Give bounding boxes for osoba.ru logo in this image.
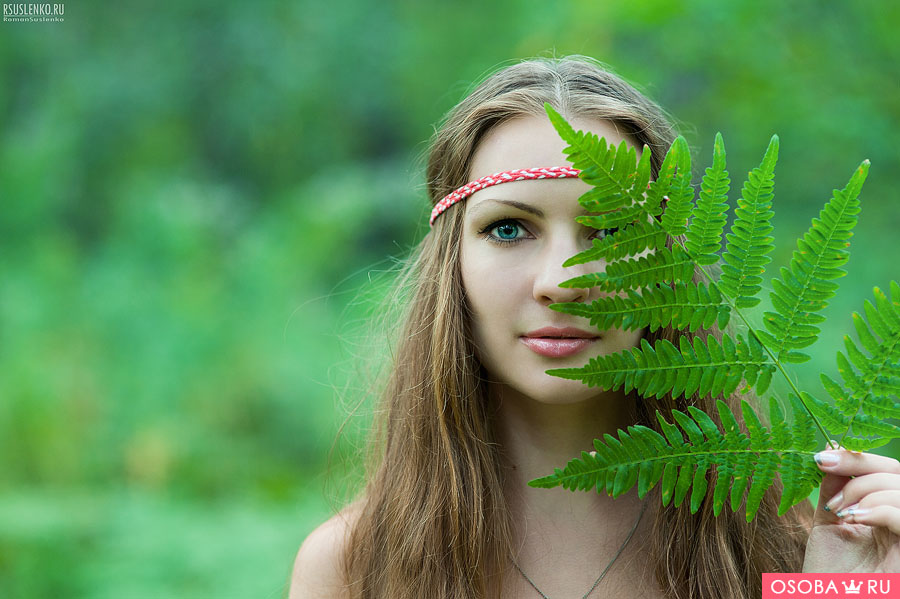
[763,574,899,598]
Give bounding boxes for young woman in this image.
[290,56,900,599]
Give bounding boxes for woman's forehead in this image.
[467,114,636,181]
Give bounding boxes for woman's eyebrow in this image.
[470,199,545,218]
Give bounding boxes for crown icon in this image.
[843,579,863,594]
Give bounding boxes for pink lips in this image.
[520,327,599,358]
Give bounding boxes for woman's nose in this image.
[532,235,593,306]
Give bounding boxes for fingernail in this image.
[824,491,843,512]
[836,504,868,519]
[835,503,856,518]
[814,451,840,467]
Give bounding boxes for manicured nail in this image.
[835,503,856,518]
[836,505,868,519]
[814,451,840,467]
[824,491,843,512]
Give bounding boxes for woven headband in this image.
[429,166,582,226]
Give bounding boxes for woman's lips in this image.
[519,337,597,358]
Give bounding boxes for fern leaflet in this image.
[717,135,778,308]
[757,161,868,363]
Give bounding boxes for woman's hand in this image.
[802,444,900,572]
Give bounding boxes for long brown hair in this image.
[340,55,812,599]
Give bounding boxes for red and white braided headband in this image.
[429,166,582,226]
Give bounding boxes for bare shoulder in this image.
[288,502,363,599]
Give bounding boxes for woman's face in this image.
[459,114,644,405]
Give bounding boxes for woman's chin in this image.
[506,375,614,406]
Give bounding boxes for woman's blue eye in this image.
[593,227,618,240]
[478,219,526,245]
[493,221,520,240]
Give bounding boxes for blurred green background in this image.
[1,0,897,596]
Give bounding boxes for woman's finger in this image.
[814,448,900,477]
[824,473,900,514]
[834,489,900,516]
[833,502,900,536]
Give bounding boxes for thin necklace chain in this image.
[511,500,648,599]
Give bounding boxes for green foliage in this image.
[757,162,868,363]
[549,333,774,400]
[554,281,730,333]
[529,397,821,521]
[684,132,730,266]
[532,104,900,522]
[718,135,778,308]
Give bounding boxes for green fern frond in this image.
[563,219,667,265]
[560,246,695,291]
[717,135,778,308]
[574,204,653,232]
[550,282,731,333]
[646,137,681,211]
[547,334,774,400]
[528,399,822,522]
[545,103,651,214]
[685,132,730,265]
[757,161,869,363]
[777,395,823,515]
[660,137,694,236]
[535,105,897,523]
[804,390,900,451]
[808,283,900,449]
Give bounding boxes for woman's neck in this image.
[491,382,645,527]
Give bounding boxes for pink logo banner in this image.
[763,574,900,598]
